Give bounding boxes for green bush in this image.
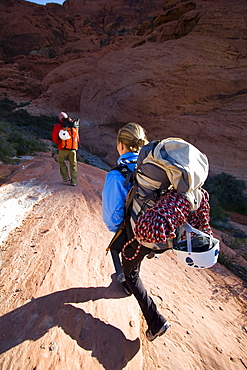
[6,109,54,140]
[8,131,37,156]
[0,97,19,119]
[0,136,17,159]
[218,251,238,270]
[0,97,55,164]
[207,193,228,223]
[204,172,247,222]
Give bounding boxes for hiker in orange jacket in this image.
[52,112,79,186]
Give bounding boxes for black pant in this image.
[122,245,167,334]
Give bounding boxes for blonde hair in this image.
[117,122,148,152]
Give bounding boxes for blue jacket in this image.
[102,152,139,232]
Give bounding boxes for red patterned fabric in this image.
[134,188,212,244]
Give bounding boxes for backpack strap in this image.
[111,160,136,186]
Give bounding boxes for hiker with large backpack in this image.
[108,138,219,341]
[52,112,80,186]
[102,122,148,294]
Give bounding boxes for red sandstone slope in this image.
[0,155,246,370]
[0,0,246,185]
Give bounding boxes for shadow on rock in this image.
[0,281,140,370]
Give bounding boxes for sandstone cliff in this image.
[0,0,246,183]
[0,155,246,369]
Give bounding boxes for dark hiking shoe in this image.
[122,281,132,296]
[146,321,171,341]
[63,178,71,182]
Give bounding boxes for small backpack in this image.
[59,118,80,150]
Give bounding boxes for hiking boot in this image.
[122,281,132,296]
[63,178,71,182]
[146,321,171,342]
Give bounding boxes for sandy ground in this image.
[0,153,246,370]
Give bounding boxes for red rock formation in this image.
[0,0,246,184]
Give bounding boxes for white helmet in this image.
[173,222,220,269]
[59,130,71,140]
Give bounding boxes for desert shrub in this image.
[8,131,38,155]
[0,97,55,163]
[0,136,17,160]
[204,172,247,219]
[0,97,19,119]
[206,193,228,223]
[218,251,238,270]
[6,109,54,140]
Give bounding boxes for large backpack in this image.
[124,137,209,252]
[107,137,220,269]
[59,118,80,150]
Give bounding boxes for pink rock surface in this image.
[0,154,246,369]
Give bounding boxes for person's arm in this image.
[102,171,129,232]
